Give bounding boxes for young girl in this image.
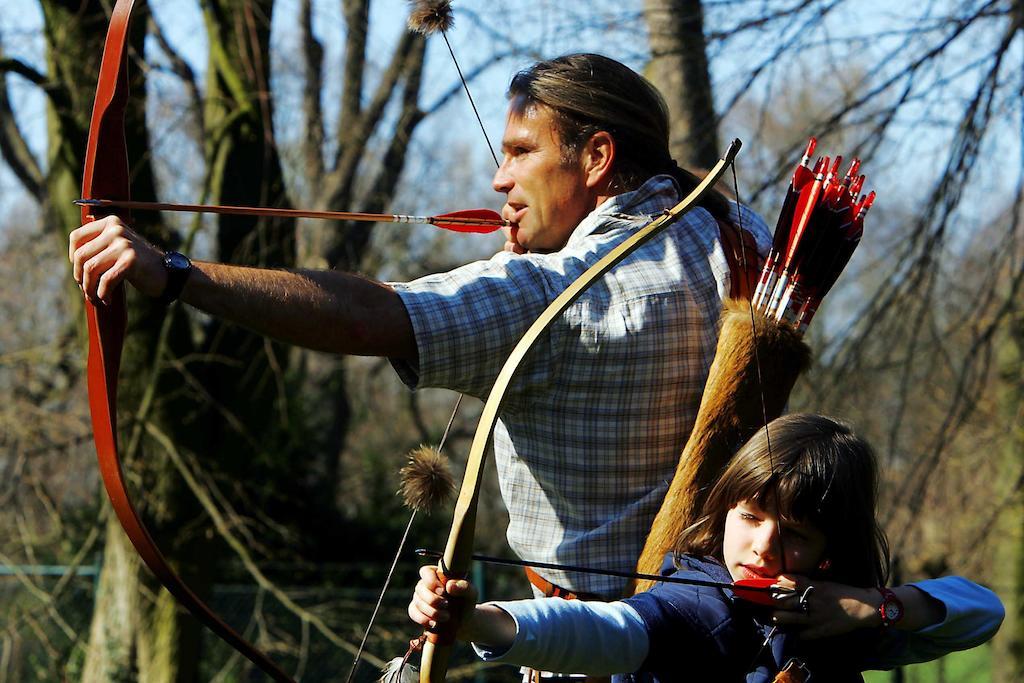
[409,414,1003,681]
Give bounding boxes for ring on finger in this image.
[797,585,815,613]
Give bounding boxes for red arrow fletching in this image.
[732,577,778,606]
[432,208,506,233]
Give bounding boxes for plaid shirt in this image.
[391,176,770,596]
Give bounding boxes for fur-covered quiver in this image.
[630,299,811,594]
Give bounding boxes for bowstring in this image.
[730,163,786,571]
[403,25,504,680]
[359,17,500,680]
[345,395,464,683]
[732,162,787,672]
[441,32,500,168]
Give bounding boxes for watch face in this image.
[165,252,191,270]
[884,602,901,620]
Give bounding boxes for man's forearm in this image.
[182,261,417,360]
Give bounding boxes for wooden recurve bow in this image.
[80,2,295,680]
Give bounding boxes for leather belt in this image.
[525,567,602,601]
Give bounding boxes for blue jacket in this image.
[623,555,873,682]
[479,554,1003,681]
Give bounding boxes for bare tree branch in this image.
[422,51,515,116]
[147,13,204,133]
[144,422,389,669]
[0,57,46,86]
[327,35,427,267]
[363,40,427,216]
[323,29,421,208]
[339,0,369,136]
[299,0,325,184]
[0,48,45,201]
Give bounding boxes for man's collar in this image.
[567,174,681,247]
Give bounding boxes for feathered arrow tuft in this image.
[345,446,454,683]
[400,445,455,513]
[379,656,419,683]
[407,0,455,35]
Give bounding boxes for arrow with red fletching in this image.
[756,138,876,333]
[753,137,818,309]
[413,549,792,608]
[74,199,508,234]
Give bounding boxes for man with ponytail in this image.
[70,53,770,599]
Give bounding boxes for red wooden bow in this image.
[80,2,294,680]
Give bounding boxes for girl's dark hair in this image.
[506,53,733,224]
[677,414,891,587]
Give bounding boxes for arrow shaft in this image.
[415,549,780,595]
[76,198,507,228]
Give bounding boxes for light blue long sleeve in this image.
[472,599,649,675]
[471,576,1004,675]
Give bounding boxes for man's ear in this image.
[581,131,615,190]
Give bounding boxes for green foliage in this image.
[863,644,994,683]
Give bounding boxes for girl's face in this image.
[722,498,827,582]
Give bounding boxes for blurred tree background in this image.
[0,0,1020,681]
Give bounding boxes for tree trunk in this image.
[198,0,302,496]
[36,2,199,681]
[41,0,159,237]
[643,0,719,169]
[993,309,1024,682]
[82,516,143,683]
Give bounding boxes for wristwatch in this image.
[158,251,192,305]
[877,587,904,627]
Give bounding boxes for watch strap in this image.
[158,251,192,306]
[877,587,904,627]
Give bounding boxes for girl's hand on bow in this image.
[769,575,880,640]
[408,565,517,648]
[408,564,478,636]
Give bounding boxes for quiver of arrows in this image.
[630,299,811,593]
[630,139,873,596]
[753,138,874,332]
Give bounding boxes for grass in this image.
[863,644,992,683]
